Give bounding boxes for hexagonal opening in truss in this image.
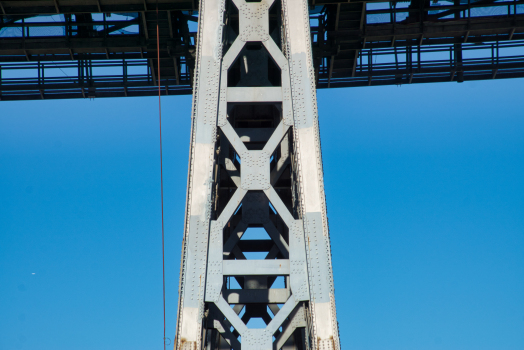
[227,42,281,87]
[210,297,306,348]
[222,191,289,257]
[227,103,281,149]
[221,192,290,256]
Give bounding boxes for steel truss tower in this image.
[176,0,339,348]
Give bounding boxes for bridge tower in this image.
[175,0,340,348]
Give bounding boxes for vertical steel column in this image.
[175,0,340,348]
[282,0,340,347]
[176,0,226,348]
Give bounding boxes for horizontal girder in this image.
[1,0,524,101]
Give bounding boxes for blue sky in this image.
[1,78,523,350]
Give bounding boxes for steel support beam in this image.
[175,0,340,348]
[2,2,524,99]
[175,0,224,347]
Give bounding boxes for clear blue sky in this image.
[1,78,523,350]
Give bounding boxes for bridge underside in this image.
[1,0,523,100]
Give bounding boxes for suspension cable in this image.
[155,1,166,349]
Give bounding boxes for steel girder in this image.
[2,1,524,100]
[175,0,339,349]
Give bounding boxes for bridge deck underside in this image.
[1,0,523,100]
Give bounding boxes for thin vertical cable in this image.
[156,1,166,350]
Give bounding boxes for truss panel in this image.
[175,0,340,348]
